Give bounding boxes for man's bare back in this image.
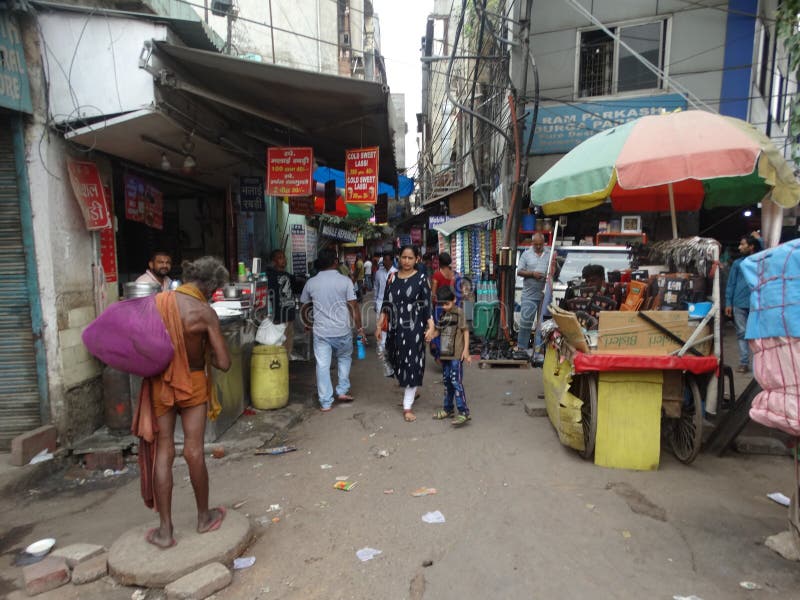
[175,293,231,372]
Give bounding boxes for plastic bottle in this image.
[356,336,366,360]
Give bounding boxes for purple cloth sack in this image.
[81,295,174,377]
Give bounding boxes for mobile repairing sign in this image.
[266,147,314,196]
[345,147,379,204]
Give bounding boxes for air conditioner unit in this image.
[211,0,233,16]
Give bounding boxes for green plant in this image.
[777,1,800,165]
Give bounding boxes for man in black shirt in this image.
[265,249,300,357]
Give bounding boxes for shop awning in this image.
[313,166,414,199]
[433,206,501,236]
[148,41,398,185]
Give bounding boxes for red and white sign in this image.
[124,174,163,230]
[345,146,379,204]
[99,185,118,283]
[266,147,314,196]
[66,159,111,230]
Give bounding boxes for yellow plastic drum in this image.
[250,345,289,410]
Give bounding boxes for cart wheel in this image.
[667,373,703,464]
[576,373,598,460]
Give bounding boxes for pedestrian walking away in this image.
[375,245,435,422]
[373,252,397,378]
[725,235,758,372]
[300,248,365,410]
[132,256,232,549]
[427,285,471,426]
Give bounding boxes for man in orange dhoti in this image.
[133,256,231,549]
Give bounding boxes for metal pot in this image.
[124,282,160,298]
[223,284,241,299]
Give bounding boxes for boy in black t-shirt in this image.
[426,286,471,426]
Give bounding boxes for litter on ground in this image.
[411,487,437,497]
[233,556,256,570]
[356,547,382,562]
[422,510,446,524]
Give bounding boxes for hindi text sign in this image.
[66,159,111,230]
[267,147,314,196]
[345,147,379,204]
[240,176,265,211]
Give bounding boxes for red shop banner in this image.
[266,147,314,196]
[99,185,118,283]
[124,174,163,230]
[345,146,379,204]
[66,159,111,230]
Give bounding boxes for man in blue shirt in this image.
[725,235,758,373]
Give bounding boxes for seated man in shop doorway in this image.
[136,250,173,291]
[133,256,231,549]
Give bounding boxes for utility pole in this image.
[499,0,534,341]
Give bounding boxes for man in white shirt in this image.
[514,234,550,361]
[300,249,365,411]
[372,252,397,377]
[363,256,373,291]
[135,250,173,291]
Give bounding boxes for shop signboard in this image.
[288,196,314,216]
[428,215,452,229]
[99,185,118,283]
[0,13,32,113]
[266,147,314,196]
[290,224,307,275]
[321,223,358,243]
[124,174,163,230]
[239,176,265,212]
[66,159,111,230]
[523,93,687,155]
[345,146,379,204]
[305,226,318,262]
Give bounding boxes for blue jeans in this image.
[517,293,543,351]
[313,333,353,409]
[733,306,750,366]
[441,359,469,415]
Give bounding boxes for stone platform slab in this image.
[108,508,251,587]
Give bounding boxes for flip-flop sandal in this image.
[201,506,227,533]
[451,414,471,427]
[403,410,417,422]
[145,528,176,549]
[336,394,355,402]
[433,410,454,420]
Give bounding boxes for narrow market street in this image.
[1,302,799,599]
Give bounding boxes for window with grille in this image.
[577,19,667,98]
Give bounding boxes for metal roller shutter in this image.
[0,118,41,448]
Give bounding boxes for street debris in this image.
[673,596,703,600]
[335,475,350,481]
[233,556,256,570]
[233,500,247,509]
[334,481,357,491]
[131,590,146,600]
[255,445,297,455]
[739,581,762,590]
[622,530,632,539]
[421,511,446,524]
[356,547,382,562]
[102,467,128,477]
[767,492,791,507]
[252,463,263,469]
[29,449,54,465]
[267,504,281,512]
[255,516,270,526]
[422,560,433,567]
[383,489,394,494]
[243,407,257,416]
[411,487,437,497]
[320,464,333,469]
[376,449,389,458]
[272,517,280,523]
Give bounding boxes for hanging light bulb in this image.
[160,152,171,171]
[182,154,197,173]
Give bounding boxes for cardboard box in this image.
[596,310,711,356]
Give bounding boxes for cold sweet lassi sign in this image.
[345,147,379,204]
